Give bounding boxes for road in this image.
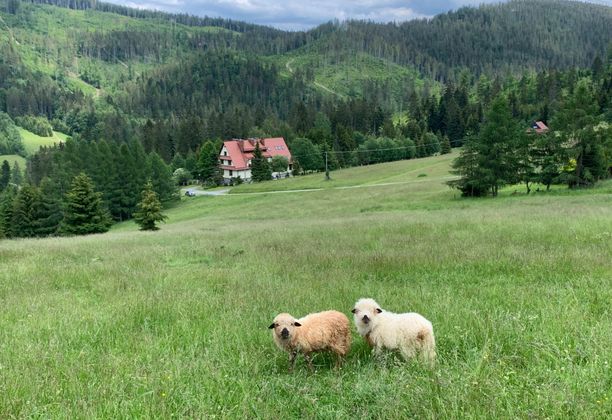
[182,176,458,197]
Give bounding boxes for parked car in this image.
[185,189,196,197]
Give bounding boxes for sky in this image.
[106,0,612,30]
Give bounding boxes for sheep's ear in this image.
[376,308,383,313]
[351,308,357,314]
[268,323,276,329]
[293,321,302,327]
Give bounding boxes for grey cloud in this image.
[104,0,611,30]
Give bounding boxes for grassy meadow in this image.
[1,154,611,418]
[0,154,26,170]
[18,128,69,155]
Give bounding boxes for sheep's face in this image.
[269,313,301,342]
[352,298,383,333]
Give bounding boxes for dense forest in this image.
[0,0,611,238]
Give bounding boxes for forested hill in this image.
[9,0,612,78]
[319,0,612,79]
[0,0,610,148]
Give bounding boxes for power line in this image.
[288,140,449,161]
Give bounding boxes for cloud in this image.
[103,0,611,30]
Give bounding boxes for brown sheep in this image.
[269,310,351,371]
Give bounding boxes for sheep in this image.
[352,298,436,365]
[269,310,352,371]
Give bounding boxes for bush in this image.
[0,112,24,156]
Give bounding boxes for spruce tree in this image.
[552,79,606,187]
[0,186,17,238]
[62,173,112,235]
[133,181,167,231]
[250,142,271,182]
[147,152,178,202]
[440,135,452,154]
[36,177,64,236]
[0,160,10,191]
[10,162,22,186]
[197,141,222,185]
[11,184,40,238]
[449,96,520,196]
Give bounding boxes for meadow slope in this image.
[1,155,611,418]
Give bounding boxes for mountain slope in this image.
[0,0,610,147]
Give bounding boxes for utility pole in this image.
[325,150,330,180]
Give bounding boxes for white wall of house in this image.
[223,169,251,180]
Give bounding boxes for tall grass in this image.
[1,155,610,418]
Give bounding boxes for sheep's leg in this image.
[334,354,344,370]
[304,353,314,372]
[288,350,298,372]
[373,345,385,364]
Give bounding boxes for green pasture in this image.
[18,128,69,155]
[0,154,26,170]
[0,153,610,418]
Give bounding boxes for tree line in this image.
[450,75,611,196]
[0,137,178,239]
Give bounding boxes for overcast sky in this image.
[105,0,612,30]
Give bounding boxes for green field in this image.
[18,128,69,156]
[1,154,611,418]
[0,154,26,169]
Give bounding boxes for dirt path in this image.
[285,58,343,98]
[188,176,458,197]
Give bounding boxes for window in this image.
[275,145,284,150]
[229,170,233,176]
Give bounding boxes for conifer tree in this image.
[133,181,167,231]
[0,186,17,238]
[62,173,112,235]
[36,177,64,236]
[250,142,271,182]
[11,184,40,238]
[0,160,10,191]
[147,152,178,202]
[171,153,186,172]
[440,135,452,154]
[197,141,222,185]
[552,79,606,187]
[10,162,22,186]
[449,96,519,196]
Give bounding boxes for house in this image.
[219,137,292,182]
[530,121,549,134]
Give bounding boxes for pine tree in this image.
[552,78,606,187]
[0,160,10,191]
[0,186,17,238]
[440,135,452,154]
[449,96,519,196]
[10,162,23,186]
[250,142,271,182]
[170,153,186,172]
[62,173,112,235]
[36,177,64,236]
[133,181,167,231]
[197,141,222,185]
[11,184,40,238]
[147,152,178,202]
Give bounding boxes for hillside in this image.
[1,0,610,122]
[1,153,611,417]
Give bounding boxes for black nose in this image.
[281,328,289,338]
[362,315,370,324]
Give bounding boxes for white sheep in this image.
[352,298,435,364]
[269,310,352,371]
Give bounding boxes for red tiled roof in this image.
[219,138,291,171]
